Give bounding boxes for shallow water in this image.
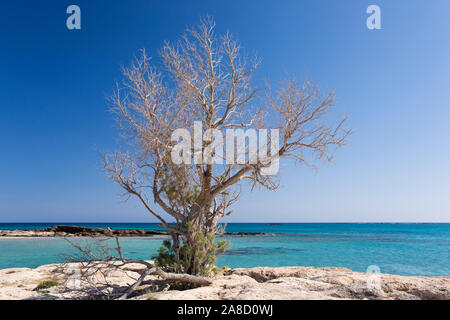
[0,223,448,276]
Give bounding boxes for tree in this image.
[103,17,349,275]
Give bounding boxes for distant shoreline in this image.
[0,225,274,238]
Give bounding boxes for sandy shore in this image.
[0,262,448,300]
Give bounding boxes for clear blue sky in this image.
[1,0,450,223]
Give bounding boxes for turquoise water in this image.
[0,223,448,276]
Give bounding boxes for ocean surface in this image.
[0,223,448,276]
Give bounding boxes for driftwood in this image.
[117,265,212,300]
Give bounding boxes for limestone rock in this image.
[0,263,448,300]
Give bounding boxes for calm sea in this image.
[0,223,448,276]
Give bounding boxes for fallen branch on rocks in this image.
[117,264,212,300]
[60,234,212,300]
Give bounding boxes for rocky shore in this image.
[0,263,448,300]
[0,225,271,237]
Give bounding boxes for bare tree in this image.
[104,17,349,275]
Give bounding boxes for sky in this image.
[1,0,450,223]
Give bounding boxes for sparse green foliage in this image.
[153,226,229,276]
[34,279,59,291]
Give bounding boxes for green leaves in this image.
[152,231,230,276]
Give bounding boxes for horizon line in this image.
[1,221,449,224]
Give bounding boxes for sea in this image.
[0,223,448,276]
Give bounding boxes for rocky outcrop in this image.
[0,225,271,238]
[220,267,450,300]
[0,225,166,237]
[0,263,448,300]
